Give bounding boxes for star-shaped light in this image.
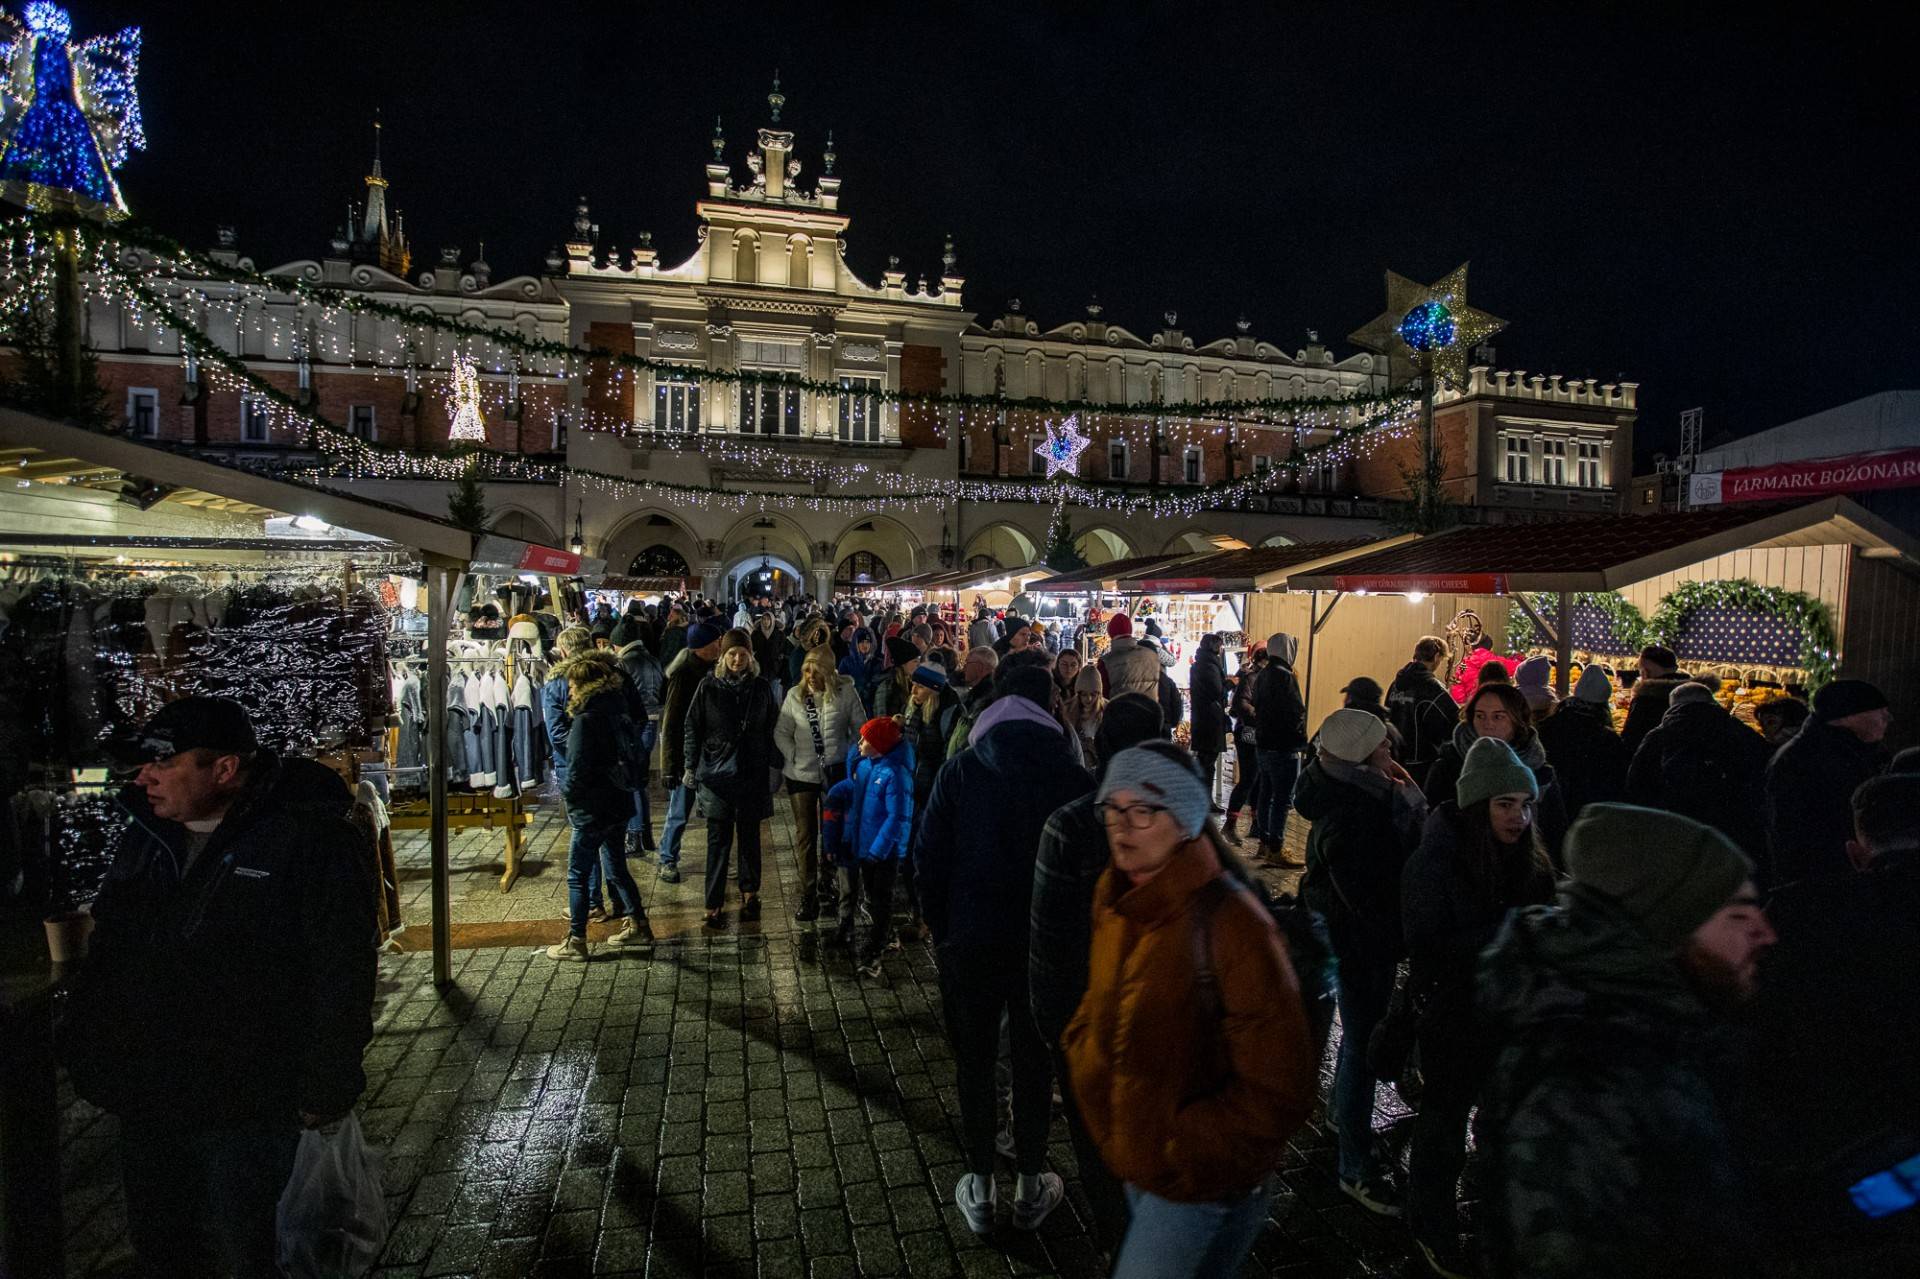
[1348,262,1506,392]
[446,353,487,442]
[1033,413,1089,479]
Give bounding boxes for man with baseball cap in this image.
[1477,803,1776,1278]
[63,696,377,1277]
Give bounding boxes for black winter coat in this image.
[1402,803,1556,1022]
[1189,653,1228,754]
[685,670,779,822]
[660,650,716,778]
[1386,662,1460,770]
[565,687,638,829]
[914,719,1093,952]
[1028,793,1107,1045]
[1536,700,1631,819]
[1253,660,1307,752]
[1626,700,1772,864]
[1423,725,1572,863]
[60,756,376,1124]
[1766,719,1887,885]
[1293,757,1414,963]
[902,684,963,801]
[1619,675,1688,759]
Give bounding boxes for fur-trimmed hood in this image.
[796,616,834,652]
[554,649,626,714]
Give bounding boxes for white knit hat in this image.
[1318,708,1388,764]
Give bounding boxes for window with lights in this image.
[1541,438,1568,486]
[653,369,702,432]
[1503,434,1531,484]
[1183,445,1203,485]
[348,404,377,442]
[1109,439,1130,481]
[837,375,882,443]
[736,340,804,436]
[1577,439,1604,487]
[240,396,270,444]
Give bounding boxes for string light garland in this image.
[1,212,1421,518]
[1647,580,1837,691]
[0,4,144,220]
[5,210,1404,420]
[1506,591,1652,655]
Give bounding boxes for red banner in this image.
[1333,573,1507,595]
[517,544,581,574]
[1693,446,1920,504]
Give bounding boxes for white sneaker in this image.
[1011,1172,1064,1231]
[954,1172,996,1235]
[546,936,590,962]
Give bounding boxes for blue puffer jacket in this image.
[846,739,914,863]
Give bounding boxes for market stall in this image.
[1281,499,1920,743]
[1025,552,1203,657]
[0,405,586,987]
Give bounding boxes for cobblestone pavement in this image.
[62,792,1426,1278]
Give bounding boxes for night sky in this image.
[65,1,1920,465]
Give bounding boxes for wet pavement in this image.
[60,791,1430,1278]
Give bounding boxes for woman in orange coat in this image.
[1063,741,1317,1278]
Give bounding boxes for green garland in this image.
[1646,579,1838,690]
[1505,591,1650,655]
[14,210,1407,419]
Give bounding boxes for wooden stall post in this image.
[426,562,456,988]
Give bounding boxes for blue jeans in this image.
[1256,749,1302,846]
[1332,949,1398,1183]
[568,821,643,937]
[658,782,694,868]
[626,722,658,842]
[118,1113,299,1278]
[1113,1178,1276,1279]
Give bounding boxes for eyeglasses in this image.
[1096,800,1170,831]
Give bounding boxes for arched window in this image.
[787,236,810,288]
[964,553,1001,572]
[629,544,691,577]
[733,232,758,284]
[836,552,891,588]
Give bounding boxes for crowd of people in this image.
[55,589,1920,1277]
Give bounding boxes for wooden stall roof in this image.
[1,407,476,566]
[1113,539,1394,593]
[1025,553,1200,593]
[1285,499,1920,594]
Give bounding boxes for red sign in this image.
[517,544,581,574]
[1332,573,1508,595]
[1696,446,1920,504]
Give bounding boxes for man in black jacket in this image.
[1765,679,1893,884]
[656,622,724,883]
[1253,631,1309,864]
[1627,680,1773,868]
[1386,635,1459,787]
[62,698,376,1278]
[917,665,1093,1235]
[1619,643,1688,758]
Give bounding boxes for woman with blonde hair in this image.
[1062,664,1107,770]
[775,645,866,921]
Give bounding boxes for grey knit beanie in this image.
[1455,736,1539,810]
[1098,744,1210,839]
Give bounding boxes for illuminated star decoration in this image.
[0,3,145,221]
[1033,413,1090,479]
[446,354,488,442]
[1348,262,1506,393]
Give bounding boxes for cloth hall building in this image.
[72,96,1639,599]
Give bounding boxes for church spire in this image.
[361,114,389,245]
[351,114,410,277]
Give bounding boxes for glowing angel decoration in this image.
[446,354,488,443]
[0,2,144,220]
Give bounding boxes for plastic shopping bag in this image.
[275,1114,389,1278]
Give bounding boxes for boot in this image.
[625,830,643,858]
[1223,811,1242,845]
[793,890,820,924]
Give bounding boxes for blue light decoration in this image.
[0,3,145,221]
[1397,299,1456,353]
[1033,413,1090,479]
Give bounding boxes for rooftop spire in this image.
[768,71,784,123]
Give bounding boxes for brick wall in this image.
[898,344,946,449]
[1348,405,1476,501]
[584,322,634,426]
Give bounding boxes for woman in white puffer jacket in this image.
[775,648,869,921]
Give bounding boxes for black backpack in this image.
[1196,835,1337,1059]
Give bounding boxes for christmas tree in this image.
[1042,501,1088,571]
[447,456,490,533]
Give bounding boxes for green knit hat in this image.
[1564,803,1753,948]
[1455,737,1539,810]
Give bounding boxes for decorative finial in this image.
[711,116,724,160]
[888,254,900,271]
[1009,297,1023,314]
[571,198,592,243]
[768,71,784,123]
[942,235,956,274]
[1307,328,1321,344]
[1164,310,1178,328]
[1236,314,1251,334]
[823,130,836,174]
[1086,295,1103,319]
